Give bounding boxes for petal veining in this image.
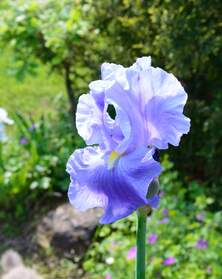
[66,146,162,224]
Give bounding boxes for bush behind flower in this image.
[0,97,83,219]
[84,157,222,279]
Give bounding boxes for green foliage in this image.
[0,0,105,92]
[84,157,222,279]
[1,0,222,96]
[93,0,222,91]
[0,0,110,129]
[0,49,65,115]
[0,96,82,218]
[0,2,221,276]
[146,0,221,90]
[171,95,222,208]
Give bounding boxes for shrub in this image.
[84,156,222,278]
[0,96,82,219]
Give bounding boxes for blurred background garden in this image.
[0,0,222,278]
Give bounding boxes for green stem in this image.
[136,207,148,279]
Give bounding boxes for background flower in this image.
[105,273,112,279]
[158,218,169,224]
[19,137,28,145]
[162,209,169,216]
[196,213,205,222]
[163,256,176,266]
[196,239,208,249]
[147,234,158,244]
[127,246,136,260]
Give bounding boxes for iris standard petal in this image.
[144,67,191,148]
[104,57,190,150]
[101,62,129,90]
[66,146,161,224]
[76,94,104,146]
[76,92,120,150]
[145,96,190,148]
[101,62,124,80]
[105,82,146,154]
[89,79,113,109]
[77,80,126,151]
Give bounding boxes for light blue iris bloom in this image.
[66,57,190,224]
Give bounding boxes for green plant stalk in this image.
[136,207,148,279]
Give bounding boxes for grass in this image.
[0,49,65,116]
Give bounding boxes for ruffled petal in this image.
[105,82,146,154]
[101,62,130,90]
[89,79,113,109]
[77,57,190,153]
[145,96,190,148]
[144,67,191,148]
[132,56,152,71]
[77,81,126,151]
[76,94,104,146]
[103,57,190,150]
[66,146,161,224]
[101,62,123,80]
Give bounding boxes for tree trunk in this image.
[64,64,77,134]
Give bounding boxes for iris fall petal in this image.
[67,146,161,224]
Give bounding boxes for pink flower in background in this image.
[127,246,137,260]
[105,273,112,279]
[163,256,176,266]
[147,234,158,244]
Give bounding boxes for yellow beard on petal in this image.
[108,150,120,169]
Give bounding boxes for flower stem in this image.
[136,207,148,279]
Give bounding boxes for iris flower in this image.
[67,57,190,224]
